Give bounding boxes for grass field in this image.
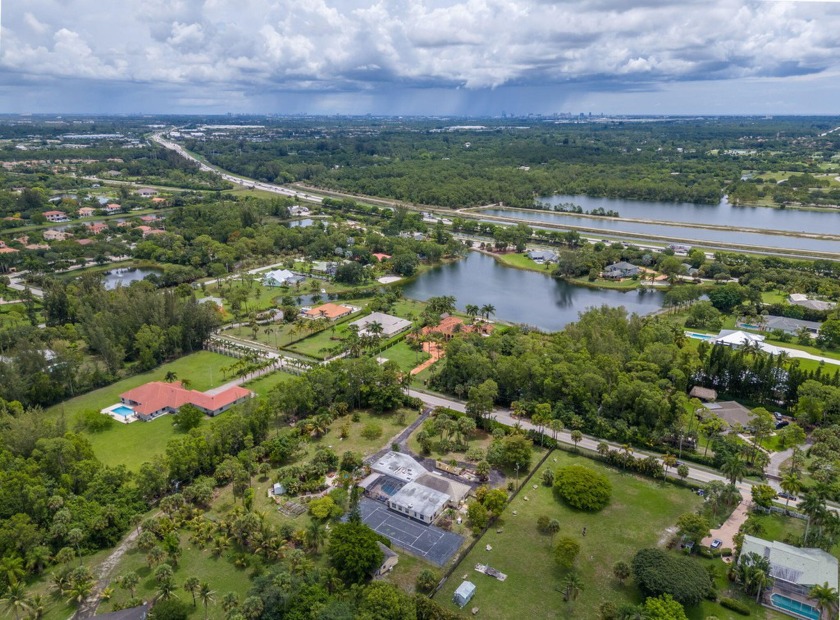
[241,370,295,397]
[406,424,493,462]
[378,340,429,372]
[45,352,241,470]
[434,451,780,619]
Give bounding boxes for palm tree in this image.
[305,520,326,552]
[809,582,839,619]
[721,455,747,485]
[562,572,584,602]
[465,304,479,321]
[780,473,802,508]
[570,430,583,450]
[199,582,216,620]
[800,493,827,544]
[0,556,25,587]
[221,592,239,615]
[662,453,677,475]
[480,303,496,320]
[183,576,200,606]
[26,594,45,620]
[164,371,178,383]
[0,582,31,620]
[118,571,140,599]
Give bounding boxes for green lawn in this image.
[241,370,295,397]
[378,340,429,372]
[406,424,493,463]
[495,252,555,274]
[45,352,239,470]
[435,451,778,619]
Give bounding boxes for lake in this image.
[102,267,163,289]
[537,194,837,234]
[480,207,840,254]
[400,251,663,332]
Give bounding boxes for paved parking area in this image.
[359,498,464,566]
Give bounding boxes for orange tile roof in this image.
[120,381,252,417]
[305,303,353,319]
[421,316,494,337]
[373,253,391,261]
[0,247,19,254]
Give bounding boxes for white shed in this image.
[453,581,476,608]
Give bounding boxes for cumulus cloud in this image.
[1,0,839,106]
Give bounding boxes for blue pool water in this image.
[687,332,714,340]
[770,594,820,620]
[380,480,401,496]
[111,405,135,417]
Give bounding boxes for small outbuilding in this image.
[689,386,717,402]
[373,542,399,577]
[453,581,476,608]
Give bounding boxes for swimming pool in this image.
[380,480,401,496]
[770,593,820,620]
[111,405,135,417]
[687,332,714,340]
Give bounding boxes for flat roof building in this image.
[387,481,449,524]
[371,451,426,482]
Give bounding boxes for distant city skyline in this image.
[2,1,840,115]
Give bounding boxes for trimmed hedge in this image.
[719,597,751,615]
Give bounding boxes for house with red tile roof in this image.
[136,225,165,238]
[139,215,159,223]
[120,381,253,421]
[420,315,494,340]
[304,303,354,320]
[78,207,96,217]
[76,239,94,246]
[86,222,108,234]
[104,203,122,214]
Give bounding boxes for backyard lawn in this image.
[435,451,780,619]
[45,352,242,470]
[378,340,429,373]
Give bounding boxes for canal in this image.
[400,251,664,332]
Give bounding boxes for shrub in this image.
[553,536,581,569]
[554,465,612,511]
[721,548,733,557]
[148,598,191,620]
[416,568,438,593]
[632,548,712,605]
[719,597,751,615]
[541,468,555,486]
[361,423,383,440]
[77,409,115,433]
[547,519,561,534]
[537,515,551,532]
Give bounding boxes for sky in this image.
[1,0,840,116]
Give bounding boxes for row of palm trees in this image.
[464,303,496,321]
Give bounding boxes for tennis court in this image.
[359,498,464,566]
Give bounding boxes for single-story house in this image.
[373,542,399,577]
[289,205,310,216]
[741,535,838,609]
[689,386,717,402]
[415,472,471,506]
[602,261,639,279]
[703,401,754,431]
[262,269,304,287]
[311,261,338,276]
[78,207,96,217]
[527,249,558,264]
[77,239,94,246]
[304,303,353,320]
[420,315,494,340]
[139,215,159,223]
[151,197,167,205]
[349,312,412,337]
[136,226,166,238]
[119,381,253,421]
[136,188,158,197]
[43,210,69,223]
[370,451,426,483]
[760,315,822,336]
[453,581,476,608]
[387,481,449,524]
[788,294,836,312]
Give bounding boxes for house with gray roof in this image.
[387,481,449,524]
[788,294,837,312]
[741,535,838,611]
[602,261,639,279]
[370,451,426,483]
[349,312,412,338]
[761,315,822,336]
[261,269,304,287]
[526,249,558,264]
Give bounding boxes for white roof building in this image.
[349,312,412,337]
[741,535,838,590]
[387,481,449,524]
[370,451,426,483]
[262,269,304,287]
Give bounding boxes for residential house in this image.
[703,401,754,431]
[759,316,822,337]
[740,535,838,614]
[136,187,158,197]
[78,207,96,217]
[386,481,449,524]
[139,215,160,223]
[349,312,412,337]
[689,386,717,402]
[527,249,558,264]
[76,239,94,246]
[372,253,392,262]
[43,210,69,223]
[136,226,165,238]
[602,261,639,279]
[420,315,493,340]
[43,229,73,242]
[261,269,305,287]
[87,222,108,235]
[304,303,353,320]
[119,381,253,421]
[151,197,167,206]
[104,203,122,215]
[289,205,310,216]
[788,294,836,312]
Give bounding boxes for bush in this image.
[148,598,191,620]
[541,468,555,487]
[632,548,712,605]
[554,465,612,511]
[553,536,581,569]
[719,597,751,615]
[537,515,551,533]
[721,548,733,557]
[361,423,383,440]
[416,568,438,593]
[76,410,115,433]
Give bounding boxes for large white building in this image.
[349,312,412,338]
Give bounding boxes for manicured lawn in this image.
[435,451,778,619]
[242,370,296,397]
[495,252,554,274]
[570,276,641,290]
[379,340,429,372]
[761,290,788,304]
[45,352,239,470]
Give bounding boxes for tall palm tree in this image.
[305,520,325,552]
[0,556,25,587]
[562,572,584,602]
[809,582,839,620]
[780,473,802,508]
[183,576,200,606]
[800,493,827,544]
[0,582,31,620]
[199,582,216,620]
[480,304,496,320]
[721,455,747,485]
[465,304,479,321]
